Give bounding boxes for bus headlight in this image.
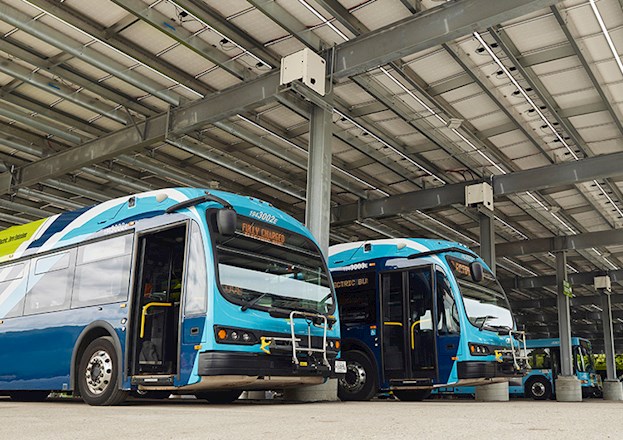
[214,326,258,345]
[469,343,491,356]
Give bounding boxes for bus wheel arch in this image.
[71,322,124,395]
[525,375,552,400]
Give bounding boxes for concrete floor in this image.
[1,397,621,440]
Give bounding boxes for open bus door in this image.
[381,265,438,389]
[129,224,187,385]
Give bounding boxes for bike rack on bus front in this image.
[258,311,331,371]
[494,330,530,372]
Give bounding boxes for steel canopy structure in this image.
[0,0,622,350]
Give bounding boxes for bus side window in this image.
[25,250,75,315]
[334,271,376,325]
[72,234,133,308]
[0,262,27,318]
[184,222,208,316]
[436,271,460,334]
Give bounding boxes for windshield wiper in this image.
[474,315,498,331]
[240,291,270,312]
[407,246,478,260]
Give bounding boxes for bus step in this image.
[131,375,174,386]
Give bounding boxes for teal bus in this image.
[436,337,602,399]
[0,188,343,405]
[329,239,526,401]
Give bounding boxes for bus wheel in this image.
[525,376,551,400]
[78,337,128,406]
[195,390,242,404]
[338,350,377,401]
[393,390,431,401]
[8,391,50,402]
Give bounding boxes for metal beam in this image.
[511,293,623,310]
[494,229,623,257]
[0,0,562,192]
[332,150,623,223]
[0,2,181,106]
[503,269,623,291]
[110,0,252,81]
[0,55,130,125]
[332,0,564,78]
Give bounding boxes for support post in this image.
[284,94,337,402]
[478,207,496,275]
[596,275,623,400]
[555,251,582,401]
[304,96,333,255]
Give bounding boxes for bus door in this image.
[381,265,437,384]
[130,224,187,378]
[434,268,460,384]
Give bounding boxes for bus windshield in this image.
[458,275,514,331]
[576,342,596,373]
[214,217,334,314]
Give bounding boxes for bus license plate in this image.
[335,360,347,373]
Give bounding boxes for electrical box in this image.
[280,48,326,96]
[594,275,612,292]
[465,182,493,211]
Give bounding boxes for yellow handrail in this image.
[140,302,172,338]
[410,318,432,349]
[383,321,403,327]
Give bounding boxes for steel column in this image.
[479,208,496,275]
[601,289,617,381]
[306,98,334,255]
[556,251,573,377]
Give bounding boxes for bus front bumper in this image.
[197,351,343,379]
[457,361,523,380]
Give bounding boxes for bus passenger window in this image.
[0,262,27,318]
[72,235,133,308]
[184,222,208,316]
[25,251,74,315]
[333,271,376,324]
[436,271,460,334]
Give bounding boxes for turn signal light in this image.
[335,341,341,350]
[214,326,258,345]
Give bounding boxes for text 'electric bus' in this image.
[0,188,343,406]
[329,238,526,401]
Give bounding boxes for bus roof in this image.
[524,337,589,349]
[0,188,311,263]
[328,238,486,270]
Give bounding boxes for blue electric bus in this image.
[329,238,526,401]
[0,188,343,405]
[512,337,601,399]
[436,337,602,399]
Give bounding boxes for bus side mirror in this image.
[470,262,483,283]
[217,209,237,236]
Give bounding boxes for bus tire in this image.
[393,389,431,401]
[78,337,128,406]
[525,376,551,400]
[8,391,50,402]
[195,390,242,404]
[338,350,377,401]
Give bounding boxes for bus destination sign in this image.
[241,221,286,246]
